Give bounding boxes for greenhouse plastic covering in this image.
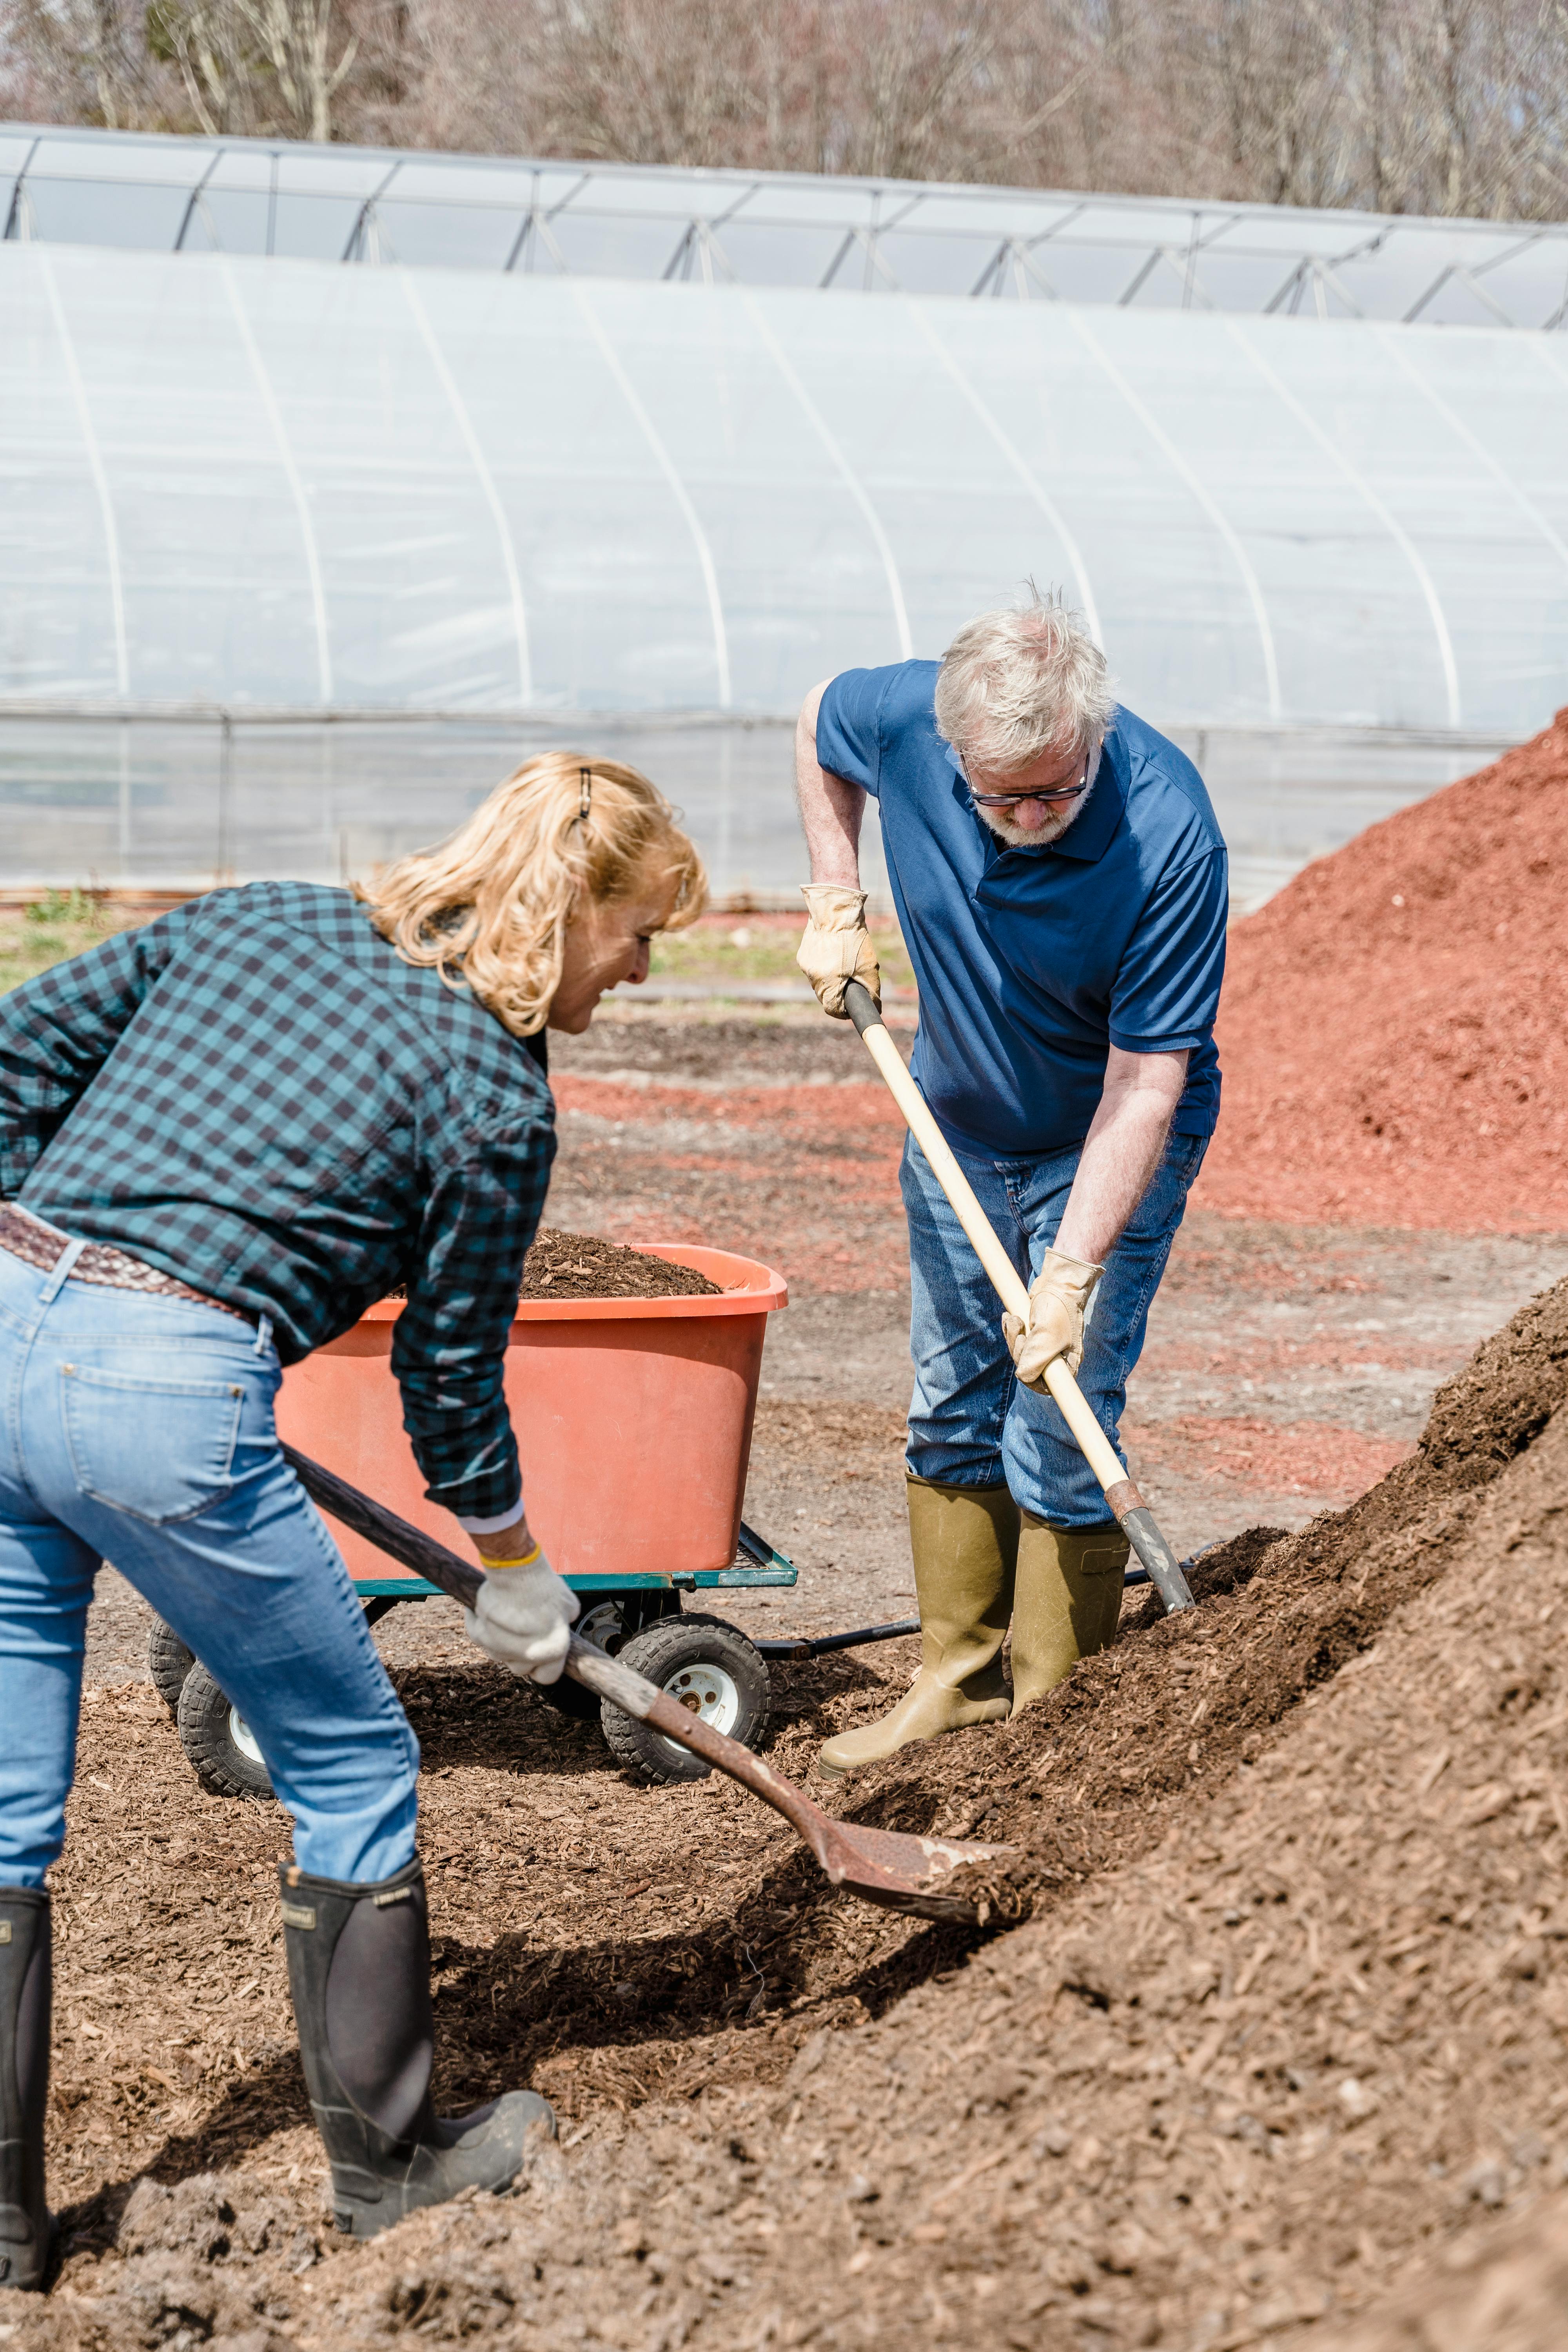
[1,128,1566,897]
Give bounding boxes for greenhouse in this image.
[2,122,1566,904]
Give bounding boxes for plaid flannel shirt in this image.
[0,882,555,1523]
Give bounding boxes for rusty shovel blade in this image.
[796,1815,1013,1925]
[622,1670,1010,1924]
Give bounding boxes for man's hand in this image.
[794,680,876,1022]
[463,1543,579,1684]
[796,885,881,1020]
[1004,1248,1104,1385]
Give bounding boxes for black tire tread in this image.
[176,1663,274,1800]
[148,1616,196,1716]
[601,1613,770,1786]
[534,1591,681,1728]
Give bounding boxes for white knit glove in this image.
[463,1548,579,1685]
[1003,1249,1104,1384]
[795,885,882,1020]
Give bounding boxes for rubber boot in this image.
[0,1889,51,2291]
[1008,1512,1130,1716]
[818,1478,1018,1778]
[279,1858,554,2240]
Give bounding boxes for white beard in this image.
[972,744,1102,851]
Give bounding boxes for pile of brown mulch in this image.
[818,1247,1568,1920]
[388,1230,722,1306]
[15,1275,1568,2349]
[1200,704,1568,1231]
[519,1227,720,1301]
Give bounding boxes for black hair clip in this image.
[578,766,592,823]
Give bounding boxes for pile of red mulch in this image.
[1198,706,1568,1232]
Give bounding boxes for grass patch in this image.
[0,893,141,996]
[650,911,911,993]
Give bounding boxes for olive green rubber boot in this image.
[818,1478,1018,1779]
[1008,1512,1130,1716]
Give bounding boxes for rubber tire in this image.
[601,1614,771,1786]
[176,1663,275,1800]
[534,1592,682,1728]
[148,1616,196,1716]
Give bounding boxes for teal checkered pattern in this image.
[0,883,554,1521]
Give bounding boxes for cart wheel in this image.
[531,1595,619,1724]
[148,1616,196,1716]
[176,1664,275,1800]
[602,1614,771,1786]
[534,1592,681,1727]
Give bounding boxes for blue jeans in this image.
[902,1127,1206,1525]
[0,1242,420,1889]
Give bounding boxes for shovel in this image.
[842,979,1194,1617]
[281,1444,1009,1924]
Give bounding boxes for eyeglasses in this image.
[964,748,1092,809]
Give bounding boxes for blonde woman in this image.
[0,755,704,2277]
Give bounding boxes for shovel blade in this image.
[819,1821,1012,1924]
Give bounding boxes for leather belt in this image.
[0,1203,253,1324]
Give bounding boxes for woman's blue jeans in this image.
[0,1243,420,1890]
[901,1126,1207,1526]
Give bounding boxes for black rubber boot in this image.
[278,1858,553,2240]
[0,1888,52,2291]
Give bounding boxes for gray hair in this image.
[933,592,1115,775]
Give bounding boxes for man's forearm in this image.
[1055,1052,1188,1264]
[796,681,866,886]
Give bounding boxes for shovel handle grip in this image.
[842,980,1193,1615]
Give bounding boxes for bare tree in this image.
[2,0,177,128]
[515,0,776,168]
[4,0,1566,225]
[151,0,358,139]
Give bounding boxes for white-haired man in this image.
[796,598,1227,1777]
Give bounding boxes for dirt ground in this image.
[11,1008,1568,2350]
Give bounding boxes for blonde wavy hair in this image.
[358,753,707,1037]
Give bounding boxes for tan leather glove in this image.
[795,885,882,1020]
[1003,1248,1104,1385]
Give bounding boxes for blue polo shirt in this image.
[817,661,1227,1158]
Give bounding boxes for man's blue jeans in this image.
[902,1126,1207,1525]
[0,1243,420,1890]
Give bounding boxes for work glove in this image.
[1003,1248,1104,1385]
[463,1546,579,1685]
[795,884,881,1020]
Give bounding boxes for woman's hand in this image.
[463,1532,579,1684]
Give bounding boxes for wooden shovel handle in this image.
[283,1446,809,1801]
[561,1636,866,1870]
[842,981,1193,1615]
[282,1446,944,1900]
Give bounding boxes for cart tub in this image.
[276,1243,788,1588]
